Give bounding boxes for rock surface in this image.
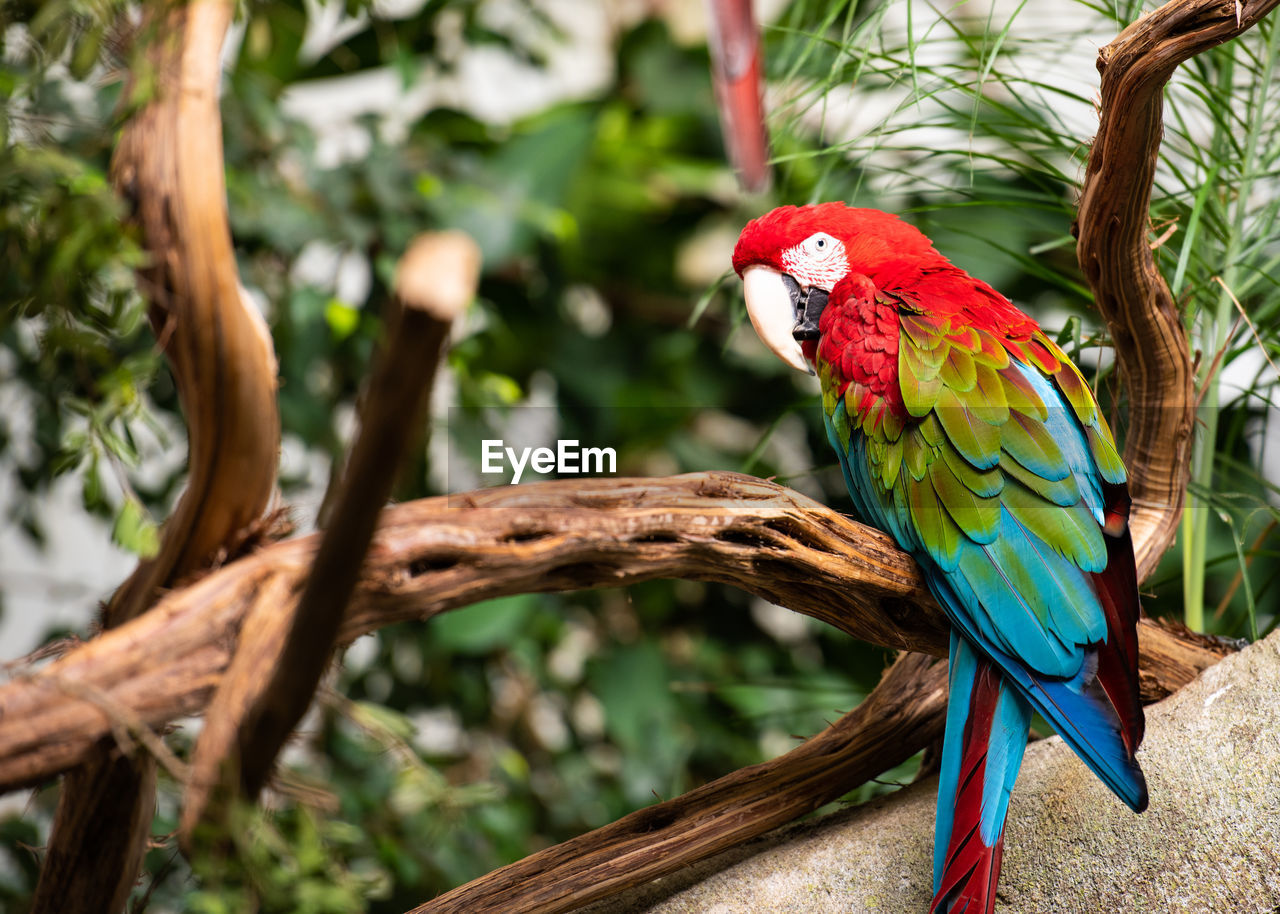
[584,630,1280,913]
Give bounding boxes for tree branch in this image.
[416,652,949,914]
[1074,0,1280,577]
[0,473,1225,795]
[30,1,280,910]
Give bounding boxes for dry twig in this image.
[180,233,480,842]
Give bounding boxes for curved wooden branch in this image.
[107,1,281,627]
[0,473,1223,795]
[1075,0,1280,577]
[31,0,280,910]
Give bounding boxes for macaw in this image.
[732,203,1147,913]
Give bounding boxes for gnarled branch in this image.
[0,473,1222,796]
[417,651,950,914]
[30,0,280,910]
[1074,0,1280,576]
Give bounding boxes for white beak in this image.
[742,264,812,374]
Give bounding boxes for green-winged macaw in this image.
[732,203,1147,913]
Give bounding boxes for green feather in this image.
[881,407,905,443]
[902,332,943,376]
[939,345,977,392]
[902,427,932,482]
[1001,365,1048,420]
[880,435,904,490]
[1002,479,1107,572]
[901,366,944,418]
[901,312,945,351]
[1001,408,1069,480]
[929,455,1001,543]
[907,471,962,570]
[826,386,852,452]
[935,386,1001,469]
[1000,448,1080,506]
[969,362,1010,426]
[867,434,886,474]
[842,382,867,423]
[971,329,1011,369]
[919,413,944,447]
[1051,359,1098,427]
[861,398,888,437]
[820,361,842,417]
[942,443,1003,497]
[1087,425,1127,484]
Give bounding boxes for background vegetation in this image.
[1,0,1276,910]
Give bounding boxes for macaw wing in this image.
[823,291,1145,809]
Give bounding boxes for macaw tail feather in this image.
[931,633,1031,914]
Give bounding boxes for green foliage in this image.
[1,2,165,549]
[186,801,391,914]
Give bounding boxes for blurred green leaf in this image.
[111,496,159,557]
[430,595,537,655]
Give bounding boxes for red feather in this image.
[931,656,1005,914]
[1088,480,1146,760]
[732,204,937,279]
[817,276,905,416]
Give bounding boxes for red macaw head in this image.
[732,202,936,371]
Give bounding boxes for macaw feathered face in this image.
[732,202,935,372]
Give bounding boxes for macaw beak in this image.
[741,264,826,375]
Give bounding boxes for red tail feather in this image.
[931,660,1005,914]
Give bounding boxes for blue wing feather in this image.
[827,359,1146,811]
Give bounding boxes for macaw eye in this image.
[802,232,836,255]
